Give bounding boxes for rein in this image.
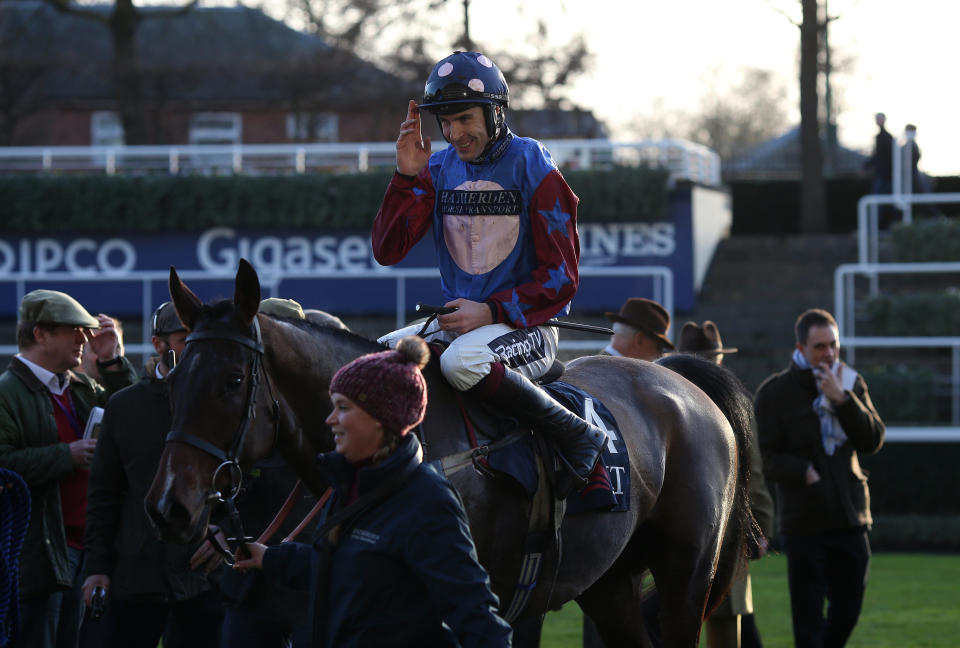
[166,316,281,564]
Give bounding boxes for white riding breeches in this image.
[378,320,559,391]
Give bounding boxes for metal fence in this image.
[840,188,960,440]
[0,139,721,187]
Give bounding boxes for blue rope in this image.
[0,469,31,648]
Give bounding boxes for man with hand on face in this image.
[755,308,885,648]
[372,51,605,494]
[0,290,135,648]
[81,302,224,648]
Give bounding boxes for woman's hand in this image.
[232,542,267,572]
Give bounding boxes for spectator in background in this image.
[677,321,774,648]
[755,309,885,648]
[902,124,933,193]
[863,112,893,196]
[303,309,349,331]
[80,302,224,648]
[601,298,674,361]
[79,318,124,385]
[259,298,305,320]
[0,290,135,648]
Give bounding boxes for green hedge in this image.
[0,165,669,233]
[863,290,960,336]
[860,442,960,516]
[859,364,939,423]
[891,217,960,261]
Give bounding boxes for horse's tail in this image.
[655,353,761,617]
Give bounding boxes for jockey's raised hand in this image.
[396,100,431,177]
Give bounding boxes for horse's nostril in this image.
[146,495,192,533]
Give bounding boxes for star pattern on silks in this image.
[503,290,531,328]
[544,262,571,294]
[538,199,571,236]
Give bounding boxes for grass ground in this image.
[541,552,960,647]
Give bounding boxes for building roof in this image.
[0,1,408,107]
[724,126,868,180]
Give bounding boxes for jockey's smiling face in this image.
[439,106,491,162]
[326,392,385,463]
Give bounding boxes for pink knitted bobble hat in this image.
[328,336,430,437]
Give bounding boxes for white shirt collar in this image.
[16,354,69,395]
[602,344,623,357]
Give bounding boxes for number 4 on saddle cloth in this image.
[445,378,631,515]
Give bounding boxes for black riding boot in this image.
[479,364,606,494]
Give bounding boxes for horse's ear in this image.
[169,266,202,331]
[234,259,261,324]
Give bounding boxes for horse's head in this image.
[145,259,280,544]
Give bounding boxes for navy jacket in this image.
[262,434,511,647]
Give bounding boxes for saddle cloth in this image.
[484,381,631,514]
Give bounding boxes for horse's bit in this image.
[166,316,280,565]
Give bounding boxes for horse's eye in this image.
[226,372,244,389]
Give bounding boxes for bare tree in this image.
[687,66,791,160]
[41,0,197,145]
[285,0,593,111]
[799,0,827,232]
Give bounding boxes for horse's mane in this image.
[263,312,386,355]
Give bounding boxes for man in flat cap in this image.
[602,297,674,361]
[81,301,224,648]
[259,298,306,320]
[0,289,135,648]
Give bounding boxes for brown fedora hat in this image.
[604,298,674,349]
[676,320,738,355]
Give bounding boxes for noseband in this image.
[165,316,280,563]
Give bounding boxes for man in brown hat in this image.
[0,289,135,648]
[678,320,774,648]
[602,297,675,361]
[676,320,739,366]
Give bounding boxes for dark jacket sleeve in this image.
[0,387,73,488]
[403,481,512,647]
[262,541,315,592]
[83,400,127,577]
[834,374,885,456]
[755,377,812,487]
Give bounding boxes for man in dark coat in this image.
[755,308,885,648]
[0,290,135,648]
[80,302,224,648]
[864,112,893,195]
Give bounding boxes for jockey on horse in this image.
[372,50,606,493]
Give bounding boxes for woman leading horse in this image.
[145,260,754,647]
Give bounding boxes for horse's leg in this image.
[576,554,654,648]
[511,614,545,648]
[647,534,718,648]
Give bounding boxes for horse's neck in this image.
[262,321,383,492]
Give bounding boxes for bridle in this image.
[165,315,281,563]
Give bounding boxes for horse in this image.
[145,260,754,647]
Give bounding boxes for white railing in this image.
[856,192,960,273]
[0,265,673,360]
[0,139,721,186]
[834,262,960,440]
